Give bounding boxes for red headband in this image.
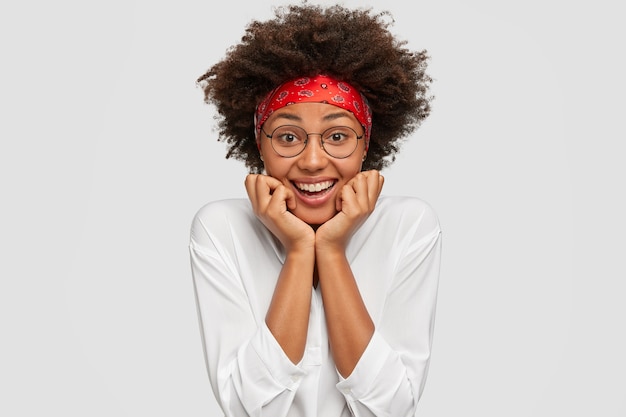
[254,75,372,146]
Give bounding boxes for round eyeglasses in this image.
[261,125,364,158]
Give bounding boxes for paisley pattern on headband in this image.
[254,75,372,146]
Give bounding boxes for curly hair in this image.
[197,2,432,173]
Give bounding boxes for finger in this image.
[377,174,385,196]
[351,172,370,209]
[340,172,365,213]
[283,187,297,211]
[244,174,261,210]
[359,169,383,201]
[335,190,342,212]
[254,175,281,210]
[244,174,258,194]
[268,183,296,213]
[365,170,383,208]
[264,175,283,194]
[338,180,360,217]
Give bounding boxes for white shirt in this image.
[189,195,442,417]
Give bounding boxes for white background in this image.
[1,0,624,415]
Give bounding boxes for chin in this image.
[293,207,337,227]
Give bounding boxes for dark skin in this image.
[245,103,384,376]
[198,3,432,174]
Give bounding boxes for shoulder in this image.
[192,198,252,223]
[354,195,442,251]
[374,195,441,233]
[189,199,258,248]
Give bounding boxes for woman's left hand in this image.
[315,170,384,252]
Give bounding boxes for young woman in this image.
[190,4,441,416]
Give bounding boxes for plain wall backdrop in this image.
[1,0,624,415]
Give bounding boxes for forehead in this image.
[265,102,359,125]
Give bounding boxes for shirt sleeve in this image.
[336,204,442,417]
[189,207,307,417]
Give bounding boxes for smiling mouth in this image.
[292,180,336,196]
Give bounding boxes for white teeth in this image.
[296,180,334,192]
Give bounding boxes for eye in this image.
[323,127,354,145]
[272,126,306,147]
[329,133,347,142]
[277,133,297,143]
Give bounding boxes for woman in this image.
[190,4,441,416]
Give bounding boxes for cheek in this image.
[339,157,365,178]
[262,156,290,179]
[259,142,275,174]
[348,144,367,174]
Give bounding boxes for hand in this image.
[245,174,315,253]
[315,170,384,252]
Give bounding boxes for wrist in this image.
[286,240,316,259]
[315,240,347,260]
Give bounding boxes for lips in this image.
[293,180,335,193]
[291,179,337,205]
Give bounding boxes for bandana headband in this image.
[254,75,372,148]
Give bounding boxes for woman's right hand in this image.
[245,174,315,253]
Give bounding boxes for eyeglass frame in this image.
[260,124,365,159]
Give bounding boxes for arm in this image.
[315,248,374,377]
[318,173,442,416]
[264,247,314,363]
[189,193,314,417]
[336,223,441,417]
[245,174,316,364]
[315,171,383,377]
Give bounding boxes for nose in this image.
[297,135,328,171]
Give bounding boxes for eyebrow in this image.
[272,110,354,123]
